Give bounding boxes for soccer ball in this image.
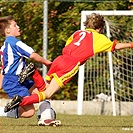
[37,107,56,120]
[37,100,56,120]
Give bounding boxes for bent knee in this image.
[19,105,35,118]
[21,109,35,118]
[26,109,35,118]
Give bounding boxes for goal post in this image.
[78,10,133,115]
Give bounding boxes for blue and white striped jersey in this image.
[0,36,34,75]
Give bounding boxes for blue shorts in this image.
[2,75,34,98]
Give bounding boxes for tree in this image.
[0,1,132,100]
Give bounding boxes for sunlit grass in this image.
[0,113,133,133]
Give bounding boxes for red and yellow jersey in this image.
[62,28,117,65]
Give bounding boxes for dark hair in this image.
[83,13,105,30]
[0,15,14,36]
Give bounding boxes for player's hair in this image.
[0,15,14,36]
[83,13,105,31]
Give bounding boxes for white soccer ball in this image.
[37,100,56,120]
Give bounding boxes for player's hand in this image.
[44,60,52,67]
[130,42,133,48]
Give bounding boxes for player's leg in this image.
[18,104,35,118]
[18,63,47,119]
[32,69,46,91]
[4,58,76,110]
[3,78,36,118]
[20,78,60,106]
[18,62,35,83]
[4,55,77,110]
[0,106,19,118]
[44,80,60,99]
[18,66,48,120]
[0,104,35,118]
[4,78,61,111]
[18,62,46,92]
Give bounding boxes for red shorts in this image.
[45,55,80,88]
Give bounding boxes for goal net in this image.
[78,10,133,116]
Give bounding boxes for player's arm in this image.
[115,42,133,50]
[16,41,52,66]
[30,52,52,66]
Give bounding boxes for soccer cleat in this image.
[38,119,61,127]
[18,62,35,83]
[4,95,23,113]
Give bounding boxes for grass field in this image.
[0,112,133,133]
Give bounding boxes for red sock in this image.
[20,94,39,106]
[32,69,46,91]
[20,92,46,106]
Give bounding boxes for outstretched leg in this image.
[4,92,45,113]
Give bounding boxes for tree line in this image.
[0,1,132,100]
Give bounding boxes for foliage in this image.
[0,1,132,100]
[0,2,44,67]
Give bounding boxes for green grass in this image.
[0,113,133,133]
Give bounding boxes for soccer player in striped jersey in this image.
[0,15,61,126]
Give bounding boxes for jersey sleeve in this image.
[16,41,34,58]
[93,33,117,54]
